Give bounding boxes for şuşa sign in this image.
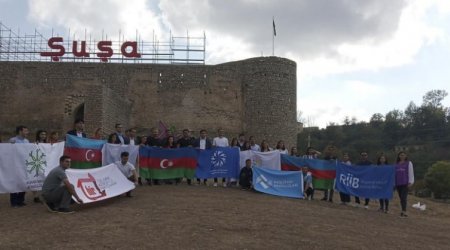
[40,37,141,62]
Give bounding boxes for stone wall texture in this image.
[0,56,298,148]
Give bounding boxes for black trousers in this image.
[379,199,389,210]
[10,192,26,206]
[397,185,409,212]
[355,197,370,206]
[339,192,351,203]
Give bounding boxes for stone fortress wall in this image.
[0,56,298,148]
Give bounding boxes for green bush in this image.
[413,179,432,197]
[424,161,450,199]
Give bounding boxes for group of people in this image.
[302,150,414,218]
[2,119,415,217]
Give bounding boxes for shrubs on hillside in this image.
[425,161,450,199]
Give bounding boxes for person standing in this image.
[145,127,163,185]
[339,153,352,205]
[193,129,212,185]
[32,130,48,203]
[114,123,130,145]
[395,151,414,217]
[9,125,30,207]
[249,136,260,152]
[377,154,390,213]
[356,151,372,209]
[42,155,83,213]
[67,119,86,138]
[177,129,195,185]
[212,128,229,187]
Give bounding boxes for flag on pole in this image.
[158,120,168,139]
[273,19,276,36]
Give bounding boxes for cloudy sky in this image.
[1,0,450,127]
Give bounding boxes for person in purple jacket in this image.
[395,151,415,217]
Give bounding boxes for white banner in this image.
[239,150,281,171]
[102,143,139,165]
[66,164,135,203]
[0,142,65,193]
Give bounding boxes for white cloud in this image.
[27,0,165,40]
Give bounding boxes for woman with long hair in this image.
[35,130,47,143]
[275,140,289,154]
[92,128,104,140]
[377,154,390,213]
[395,151,414,217]
[260,140,270,152]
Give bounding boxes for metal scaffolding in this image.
[0,21,206,64]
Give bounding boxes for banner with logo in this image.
[0,142,65,193]
[65,135,105,169]
[335,162,395,199]
[281,155,336,190]
[195,147,240,179]
[252,167,303,199]
[66,163,135,203]
[250,151,281,170]
[102,143,139,165]
[139,147,198,179]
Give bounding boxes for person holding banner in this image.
[212,128,229,187]
[193,129,212,185]
[9,125,30,208]
[42,155,83,214]
[395,151,414,217]
[377,154,390,213]
[339,153,352,205]
[67,119,86,138]
[302,166,314,200]
[115,151,138,197]
[355,152,372,209]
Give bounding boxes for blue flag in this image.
[195,147,240,179]
[335,162,395,199]
[253,167,303,199]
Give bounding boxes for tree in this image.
[424,161,450,199]
[422,89,448,108]
[370,113,384,128]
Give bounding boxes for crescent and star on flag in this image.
[160,159,174,169]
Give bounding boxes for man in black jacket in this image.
[66,119,87,138]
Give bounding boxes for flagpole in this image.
[272,17,275,56]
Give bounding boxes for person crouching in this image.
[41,155,83,214]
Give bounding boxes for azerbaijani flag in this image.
[281,154,336,189]
[139,147,198,179]
[64,135,106,169]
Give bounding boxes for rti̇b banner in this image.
[335,162,395,199]
[196,147,240,179]
[253,167,303,199]
[66,163,135,203]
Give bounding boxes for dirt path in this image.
[1,184,449,249]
